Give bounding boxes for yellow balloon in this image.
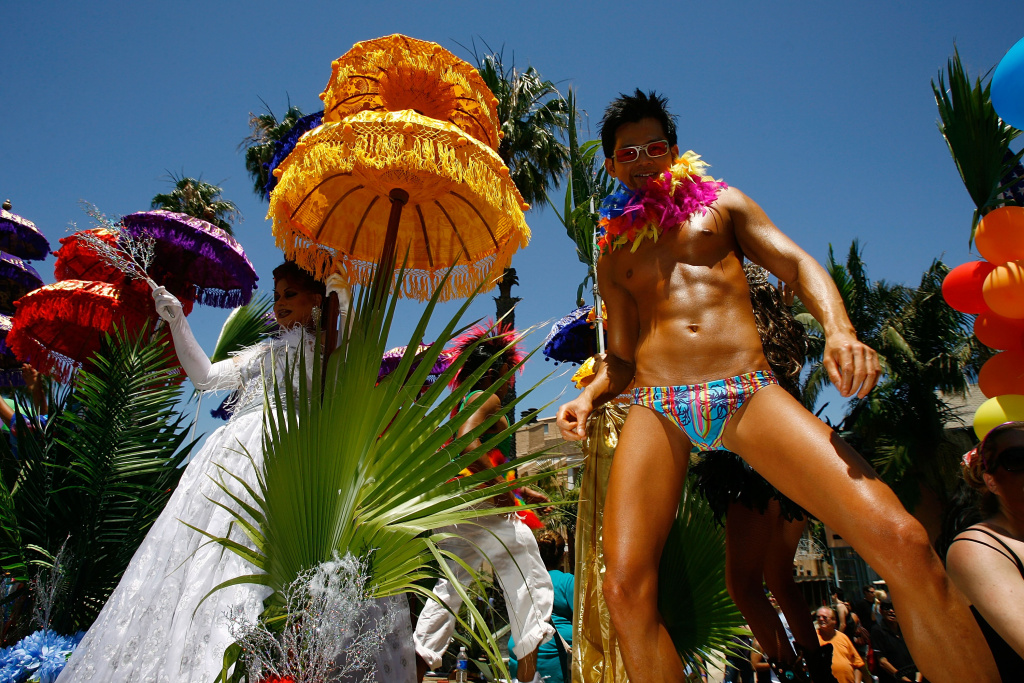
[974,394,1024,439]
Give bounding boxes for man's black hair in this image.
[600,89,678,158]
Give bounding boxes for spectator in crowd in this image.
[724,628,755,683]
[832,588,870,663]
[509,530,573,683]
[814,607,864,683]
[851,585,875,631]
[869,600,921,683]
[872,589,890,628]
[946,421,1024,681]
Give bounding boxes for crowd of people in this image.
[31,86,1024,683]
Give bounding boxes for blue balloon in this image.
[993,36,1024,130]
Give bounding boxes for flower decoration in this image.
[597,151,728,254]
[0,629,84,683]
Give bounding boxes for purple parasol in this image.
[541,306,605,365]
[0,204,51,261]
[0,251,43,315]
[0,314,25,387]
[120,210,258,308]
[378,343,458,383]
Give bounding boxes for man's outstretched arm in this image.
[722,186,880,398]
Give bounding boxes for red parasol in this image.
[7,280,178,382]
[53,229,195,316]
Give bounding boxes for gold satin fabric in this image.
[572,402,630,683]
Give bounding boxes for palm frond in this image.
[659,479,746,673]
[210,294,275,363]
[199,263,557,678]
[0,328,194,638]
[932,46,1023,242]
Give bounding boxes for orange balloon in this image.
[977,206,1024,264]
[975,311,1024,351]
[978,351,1024,398]
[983,260,1024,319]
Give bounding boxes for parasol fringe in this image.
[193,287,252,309]
[268,115,530,301]
[7,282,153,382]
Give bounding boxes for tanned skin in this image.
[556,117,998,683]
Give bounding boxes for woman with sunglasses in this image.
[946,422,1024,680]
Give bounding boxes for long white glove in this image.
[152,286,241,391]
[325,273,353,333]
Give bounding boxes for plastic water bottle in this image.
[454,646,469,682]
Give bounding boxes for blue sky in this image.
[2,1,1021,441]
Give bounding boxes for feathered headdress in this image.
[449,319,526,388]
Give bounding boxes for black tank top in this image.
[949,526,1024,681]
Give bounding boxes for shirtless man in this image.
[555,90,998,683]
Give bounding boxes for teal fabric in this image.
[508,570,574,683]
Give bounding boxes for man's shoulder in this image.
[832,630,854,648]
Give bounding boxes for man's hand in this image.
[557,394,593,441]
[823,332,880,398]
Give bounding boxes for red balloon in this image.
[943,261,995,314]
[978,351,1024,398]
[975,311,1024,351]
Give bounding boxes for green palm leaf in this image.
[0,328,194,638]
[659,479,746,672]
[210,294,275,363]
[200,264,557,678]
[933,46,1023,243]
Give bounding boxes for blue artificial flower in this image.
[4,630,80,683]
[598,183,636,222]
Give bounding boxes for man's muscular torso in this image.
[601,187,770,387]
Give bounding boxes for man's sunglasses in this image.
[613,139,670,163]
[995,446,1024,473]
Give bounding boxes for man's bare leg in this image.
[602,406,691,683]
[724,501,799,662]
[722,385,999,683]
[763,512,819,653]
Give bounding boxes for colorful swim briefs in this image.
[631,370,777,450]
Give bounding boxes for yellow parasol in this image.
[269,35,530,303]
[320,34,501,152]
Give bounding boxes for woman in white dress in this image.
[60,263,330,682]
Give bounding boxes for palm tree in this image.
[797,242,992,537]
[150,175,241,235]
[239,102,308,202]
[469,46,571,209]
[0,329,194,641]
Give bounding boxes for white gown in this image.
[59,329,415,683]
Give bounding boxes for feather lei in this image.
[597,151,728,254]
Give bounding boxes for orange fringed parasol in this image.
[7,280,177,382]
[270,109,530,301]
[320,34,501,152]
[269,35,530,302]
